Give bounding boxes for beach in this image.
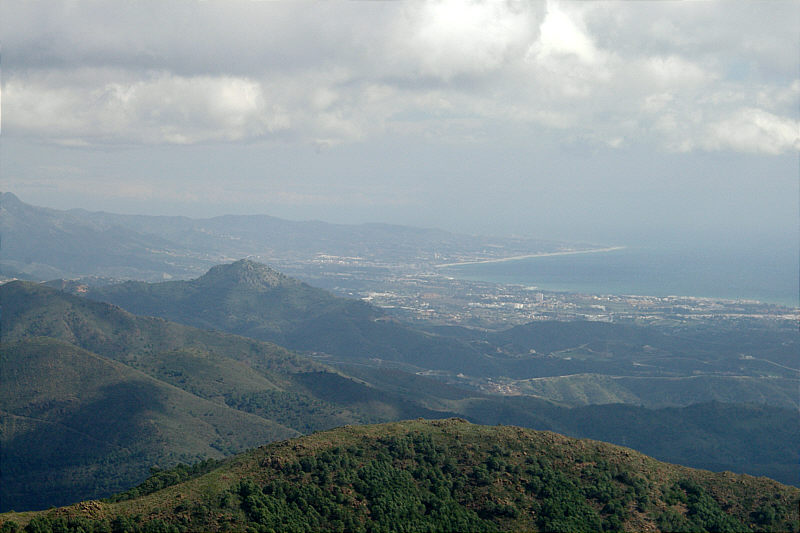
[433,246,627,268]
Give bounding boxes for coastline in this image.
[434,246,627,269]
[433,245,798,308]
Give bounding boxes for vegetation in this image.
[1,420,797,532]
[86,260,491,375]
[0,337,296,511]
[104,460,224,503]
[2,279,798,513]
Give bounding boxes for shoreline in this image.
[433,246,626,268]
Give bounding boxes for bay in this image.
[440,244,799,307]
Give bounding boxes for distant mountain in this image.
[87,260,800,408]
[0,192,208,281]
[2,420,797,533]
[86,259,494,375]
[0,192,575,282]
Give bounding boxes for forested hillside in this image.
[0,282,451,511]
[3,276,797,513]
[1,420,797,533]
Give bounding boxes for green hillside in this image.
[511,373,799,409]
[0,337,296,511]
[3,279,798,514]
[85,260,799,409]
[1,420,797,533]
[86,260,493,375]
[0,280,446,428]
[0,282,452,511]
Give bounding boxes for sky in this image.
[1,0,798,246]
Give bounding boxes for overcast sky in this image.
[1,0,798,245]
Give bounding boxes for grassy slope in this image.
[1,338,296,511]
[0,282,459,511]
[2,420,797,533]
[511,373,799,409]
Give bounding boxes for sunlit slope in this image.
[2,419,797,533]
[511,373,799,408]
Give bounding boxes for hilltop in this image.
[1,419,797,533]
[85,259,493,375]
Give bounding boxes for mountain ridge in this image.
[2,419,797,533]
[84,260,799,406]
[0,281,460,511]
[1,192,577,282]
[3,274,798,513]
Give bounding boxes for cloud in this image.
[390,0,540,80]
[704,108,800,155]
[530,1,600,65]
[4,71,290,144]
[1,0,797,155]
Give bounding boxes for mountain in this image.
[79,261,799,485]
[0,281,455,511]
[1,419,797,533]
[4,279,797,513]
[0,192,208,281]
[1,337,295,511]
[0,192,575,282]
[85,260,494,375]
[86,260,799,408]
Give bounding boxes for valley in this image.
[1,193,798,526]
[2,261,798,513]
[4,2,798,530]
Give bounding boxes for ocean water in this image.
[440,244,799,307]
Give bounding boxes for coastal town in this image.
[274,253,799,331]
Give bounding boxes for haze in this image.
[1,0,797,247]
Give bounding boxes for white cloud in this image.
[704,108,800,155]
[642,55,714,88]
[4,72,290,144]
[530,1,600,65]
[1,0,797,155]
[391,0,539,80]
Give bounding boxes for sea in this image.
[440,244,799,308]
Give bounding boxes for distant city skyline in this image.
[1,1,797,245]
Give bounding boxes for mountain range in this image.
[84,260,799,408]
[3,262,798,512]
[0,192,575,282]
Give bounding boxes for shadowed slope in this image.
[0,338,296,511]
[87,260,492,374]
